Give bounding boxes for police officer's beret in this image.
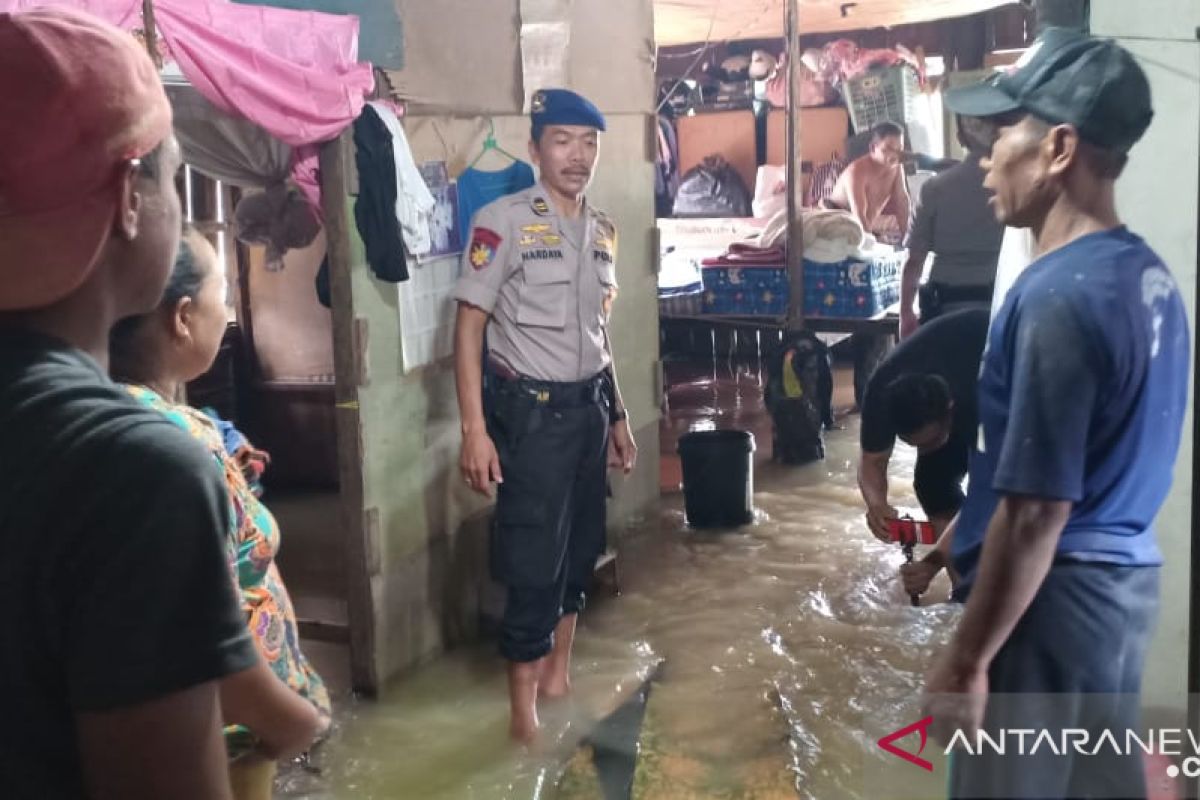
[530,88,606,132]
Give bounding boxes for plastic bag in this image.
[672,155,753,218]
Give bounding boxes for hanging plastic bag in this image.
[671,155,753,218]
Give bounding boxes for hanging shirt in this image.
[951,227,1191,601]
[454,183,619,383]
[367,100,436,257]
[456,160,536,239]
[352,106,409,282]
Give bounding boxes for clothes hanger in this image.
[467,118,520,170]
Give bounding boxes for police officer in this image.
[453,88,637,744]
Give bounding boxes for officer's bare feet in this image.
[508,661,541,745]
[509,709,540,745]
[538,674,572,700]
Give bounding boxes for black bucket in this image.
[677,429,756,528]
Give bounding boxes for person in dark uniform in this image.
[857,308,989,596]
[453,88,637,744]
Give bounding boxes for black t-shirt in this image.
[860,308,990,453]
[0,330,258,798]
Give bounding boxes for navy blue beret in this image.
[530,88,606,132]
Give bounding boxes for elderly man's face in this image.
[871,135,904,168]
[981,113,1055,228]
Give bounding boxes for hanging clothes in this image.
[352,105,409,283]
[455,160,535,237]
[654,117,680,217]
[367,100,436,258]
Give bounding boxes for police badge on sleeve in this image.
[468,227,502,270]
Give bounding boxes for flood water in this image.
[280,358,961,799]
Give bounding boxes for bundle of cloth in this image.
[806,40,926,88]
[696,205,888,271]
[700,241,786,267]
[802,209,870,263]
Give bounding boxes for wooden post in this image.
[320,134,380,697]
[784,0,805,331]
[140,0,162,69]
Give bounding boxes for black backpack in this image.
[763,330,834,464]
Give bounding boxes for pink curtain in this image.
[2,0,375,207]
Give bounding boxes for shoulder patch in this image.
[592,213,618,257]
[468,227,502,270]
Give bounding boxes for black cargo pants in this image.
[485,371,610,663]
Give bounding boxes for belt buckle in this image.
[535,389,551,404]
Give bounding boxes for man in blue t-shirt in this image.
[918,29,1190,798]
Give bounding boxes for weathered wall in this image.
[388,0,654,114]
[1091,1,1200,718]
[341,0,660,682]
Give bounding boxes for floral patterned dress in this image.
[124,386,332,757]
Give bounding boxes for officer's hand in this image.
[865,503,898,543]
[901,558,943,597]
[899,308,919,340]
[609,420,638,475]
[461,430,502,497]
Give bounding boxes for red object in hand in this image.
[887,517,937,546]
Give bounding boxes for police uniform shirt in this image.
[454,184,619,383]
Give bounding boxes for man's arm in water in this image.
[858,448,896,542]
[901,513,958,597]
[937,495,1067,671]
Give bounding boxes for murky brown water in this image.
[280,359,960,799]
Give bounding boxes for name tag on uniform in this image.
[521,248,565,261]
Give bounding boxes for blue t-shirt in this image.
[951,227,1190,600]
[456,160,536,237]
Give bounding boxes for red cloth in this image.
[701,243,786,267]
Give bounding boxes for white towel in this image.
[367,101,436,257]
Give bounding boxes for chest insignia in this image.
[521,248,565,262]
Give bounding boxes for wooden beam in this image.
[320,134,380,697]
[785,0,805,331]
[140,0,162,69]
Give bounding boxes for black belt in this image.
[492,372,607,409]
[926,282,993,303]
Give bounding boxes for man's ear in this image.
[1046,124,1080,177]
[114,162,142,241]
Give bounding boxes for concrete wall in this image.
[341,1,660,683]
[1091,2,1200,717]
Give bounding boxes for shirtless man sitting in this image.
[823,121,911,242]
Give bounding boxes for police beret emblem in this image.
[531,91,547,114]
